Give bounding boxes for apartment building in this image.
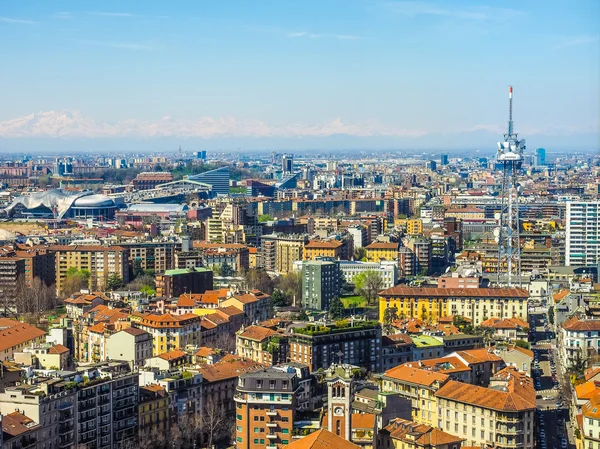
[260,233,308,274]
[234,367,299,449]
[139,384,170,440]
[365,242,399,263]
[0,319,46,361]
[121,241,178,273]
[236,325,279,364]
[155,267,213,298]
[338,260,398,289]
[301,259,340,311]
[287,321,382,372]
[134,313,201,356]
[561,317,600,368]
[381,365,449,427]
[435,367,536,449]
[106,327,153,368]
[579,391,600,449]
[378,287,529,326]
[378,418,465,449]
[304,240,344,260]
[566,201,600,267]
[51,245,129,294]
[221,290,272,325]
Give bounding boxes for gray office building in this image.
[188,166,230,195]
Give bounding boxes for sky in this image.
[0,0,598,150]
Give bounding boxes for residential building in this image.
[378,418,464,449]
[0,411,41,449]
[106,327,153,368]
[437,273,480,289]
[287,320,382,372]
[301,259,340,311]
[236,325,279,364]
[378,287,529,327]
[561,317,600,368]
[0,257,24,309]
[221,291,272,325]
[13,343,70,370]
[566,201,600,267]
[261,233,308,274]
[435,367,536,449]
[365,242,399,263]
[406,219,423,236]
[580,391,600,449]
[285,429,360,449]
[51,245,129,295]
[138,384,170,440]
[496,345,534,374]
[155,267,213,298]
[381,365,449,427]
[411,336,445,360]
[382,334,414,371]
[405,237,432,276]
[0,319,46,361]
[234,367,299,449]
[134,313,202,356]
[398,247,416,278]
[338,260,398,289]
[121,241,178,274]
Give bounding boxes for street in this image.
[530,310,572,449]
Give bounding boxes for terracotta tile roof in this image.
[177,295,196,307]
[286,429,360,449]
[381,418,464,446]
[48,344,69,354]
[198,357,264,383]
[195,347,219,357]
[382,333,414,346]
[157,349,187,361]
[553,289,569,303]
[404,356,470,374]
[481,317,528,329]
[453,348,502,365]
[383,365,449,387]
[350,413,375,429]
[89,322,108,334]
[380,286,529,298]
[0,323,46,353]
[575,381,600,401]
[216,306,244,318]
[585,367,600,381]
[582,391,600,419]
[121,327,149,337]
[305,240,343,249]
[0,318,21,328]
[563,317,600,332]
[238,325,277,341]
[435,371,535,412]
[365,242,399,250]
[1,411,39,437]
[139,312,200,328]
[202,313,229,326]
[505,345,534,359]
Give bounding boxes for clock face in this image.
[334,406,344,416]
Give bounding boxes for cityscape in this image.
[0,2,599,449]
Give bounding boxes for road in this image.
[530,310,572,449]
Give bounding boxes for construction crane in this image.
[496,86,526,287]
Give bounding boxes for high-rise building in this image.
[301,259,341,310]
[566,201,600,267]
[534,147,546,167]
[440,154,449,165]
[188,166,230,195]
[282,154,294,174]
[234,367,299,449]
[425,160,437,171]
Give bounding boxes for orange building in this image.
[304,240,343,260]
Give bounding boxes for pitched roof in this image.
[585,367,600,381]
[365,242,399,250]
[120,327,149,337]
[435,372,535,412]
[383,365,449,387]
[0,322,46,353]
[286,429,360,449]
[198,357,265,383]
[379,286,529,298]
[381,418,464,446]
[582,391,600,419]
[563,317,600,332]
[238,325,277,341]
[1,411,39,437]
[453,348,502,365]
[305,240,343,249]
[157,350,187,361]
[404,356,470,374]
[505,345,534,359]
[48,344,69,354]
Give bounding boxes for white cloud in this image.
[554,35,599,50]
[0,16,36,24]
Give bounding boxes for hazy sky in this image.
[0,0,598,144]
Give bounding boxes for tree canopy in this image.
[353,270,384,305]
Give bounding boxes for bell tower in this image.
[326,364,356,441]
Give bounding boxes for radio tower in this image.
[496,86,525,287]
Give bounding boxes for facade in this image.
[52,245,129,294]
[155,267,213,298]
[106,327,153,368]
[261,233,308,274]
[379,287,529,327]
[138,384,170,440]
[378,418,464,449]
[221,291,272,326]
[188,166,230,195]
[561,317,600,368]
[131,172,173,190]
[580,391,600,449]
[234,367,299,449]
[339,260,398,289]
[435,367,536,449]
[134,313,202,356]
[0,320,46,361]
[566,201,600,267]
[121,241,178,274]
[301,259,341,311]
[365,242,399,263]
[304,240,344,261]
[236,325,279,364]
[287,321,382,372]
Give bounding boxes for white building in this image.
[561,317,600,368]
[339,260,398,288]
[566,201,600,267]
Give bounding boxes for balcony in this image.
[266,422,277,428]
[266,445,277,449]
[266,410,277,416]
[266,434,277,440]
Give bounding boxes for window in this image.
[282,440,289,445]
[282,429,289,434]
[236,437,242,443]
[237,414,242,420]
[254,428,259,433]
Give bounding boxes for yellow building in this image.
[365,242,399,263]
[304,240,343,260]
[135,313,201,355]
[406,219,423,235]
[379,286,529,326]
[139,384,170,439]
[380,365,448,426]
[51,245,129,295]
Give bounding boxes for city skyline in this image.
[0,0,598,150]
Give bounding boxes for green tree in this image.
[339,270,353,295]
[107,274,125,291]
[244,268,275,294]
[329,297,345,320]
[140,285,156,297]
[219,262,235,277]
[258,214,273,223]
[296,310,309,321]
[353,270,384,305]
[62,268,91,297]
[353,247,367,261]
[132,259,144,278]
[548,306,554,325]
[278,271,302,305]
[271,289,288,307]
[515,339,530,350]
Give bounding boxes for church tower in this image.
[326,364,356,441]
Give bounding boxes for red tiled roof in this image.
[48,344,69,354]
[383,365,449,387]
[238,325,277,341]
[380,287,529,298]
[563,317,600,332]
[286,429,360,449]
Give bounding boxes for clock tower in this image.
[326,364,356,441]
